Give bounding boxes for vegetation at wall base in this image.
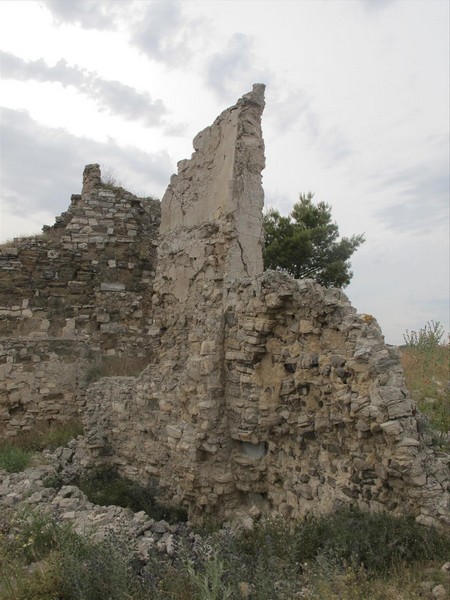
[77,468,188,523]
[0,509,448,600]
[0,420,83,474]
[401,320,449,438]
[0,443,32,473]
[85,356,152,383]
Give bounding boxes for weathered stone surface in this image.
[0,165,160,436]
[1,85,448,530]
[75,86,449,529]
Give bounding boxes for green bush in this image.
[77,468,188,523]
[403,320,446,351]
[291,509,450,573]
[12,419,83,452]
[85,356,151,383]
[57,529,146,600]
[0,443,32,472]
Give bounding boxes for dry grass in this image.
[85,356,152,383]
[0,419,83,473]
[401,343,450,435]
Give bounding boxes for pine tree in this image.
[263,193,365,288]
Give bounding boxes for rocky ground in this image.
[1,438,449,600]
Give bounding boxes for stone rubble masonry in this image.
[77,85,449,529]
[1,85,448,529]
[0,165,160,436]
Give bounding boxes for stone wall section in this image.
[222,272,448,527]
[78,86,449,528]
[2,85,447,529]
[79,84,267,507]
[0,165,160,436]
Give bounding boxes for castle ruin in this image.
[1,85,448,528]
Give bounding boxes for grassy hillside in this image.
[401,321,449,441]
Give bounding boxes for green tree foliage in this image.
[263,193,365,288]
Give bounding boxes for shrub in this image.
[0,443,32,472]
[77,468,188,523]
[10,419,83,453]
[403,320,446,351]
[291,509,450,573]
[57,529,146,600]
[401,322,449,435]
[85,356,151,383]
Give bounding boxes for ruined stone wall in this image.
[0,165,160,436]
[222,273,448,527]
[80,85,449,529]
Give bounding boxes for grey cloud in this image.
[207,33,270,101]
[89,78,167,125]
[41,0,116,30]
[0,107,172,227]
[267,90,352,165]
[132,1,202,65]
[359,0,397,11]
[373,163,449,233]
[0,51,86,87]
[0,51,167,127]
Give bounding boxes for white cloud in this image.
[207,33,270,100]
[41,0,116,30]
[0,51,167,127]
[132,1,204,66]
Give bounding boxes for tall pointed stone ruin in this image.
[82,85,449,528]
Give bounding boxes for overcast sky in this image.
[0,0,448,345]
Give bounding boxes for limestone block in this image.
[100,283,126,291]
[387,400,413,419]
[200,341,216,355]
[299,320,314,334]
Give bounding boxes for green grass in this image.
[0,510,448,599]
[12,419,84,452]
[401,343,449,435]
[401,321,449,437]
[85,356,151,383]
[0,443,32,472]
[77,468,188,523]
[0,420,83,474]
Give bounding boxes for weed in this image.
[8,511,60,564]
[0,443,32,472]
[401,337,449,435]
[85,356,151,383]
[403,320,446,350]
[57,528,146,600]
[0,514,148,600]
[42,474,63,490]
[1,509,448,600]
[185,550,233,600]
[101,166,122,190]
[77,468,188,523]
[0,551,61,600]
[8,419,83,453]
[291,509,450,573]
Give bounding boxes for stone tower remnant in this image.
[81,85,449,528]
[0,165,160,435]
